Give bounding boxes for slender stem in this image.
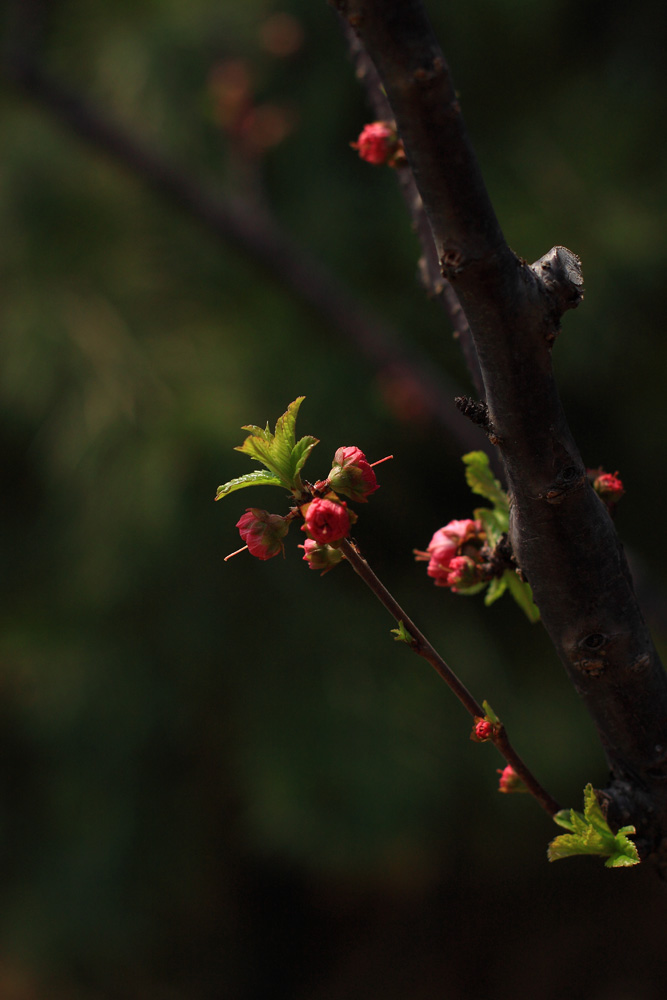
[338,537,560,817]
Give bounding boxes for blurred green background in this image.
[2,1,667,997]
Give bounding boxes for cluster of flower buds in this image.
[228,446,389,572]
[588,467,625,511]
[414,519,487,592]
[351,121,406,167]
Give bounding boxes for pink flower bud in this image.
[414,518,484,587]
[301,497,351,544]
[351,121,404,166]
[300,538,344,573]
[590,469,625,505]
[497,765,527,794]
[236,508,290,560]
[446,555,481,592]
[327,446,379,502]
[472,718,494,742]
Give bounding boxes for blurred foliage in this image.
[2,0,667,997]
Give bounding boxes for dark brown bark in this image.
[333,0,667,866]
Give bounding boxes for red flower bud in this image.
[300,538,344,573]
[497,765,527,794]
[236,508,289,560]
[327,445,379,502]
[415,519,484,587]
[590,469,624,505]
[446,555,481,592]
[302,497,351,544]
[351,121,405,166]
[472,718,494,742]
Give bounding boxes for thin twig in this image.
[338,537,560,817]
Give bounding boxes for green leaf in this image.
[481,700,500,724]
[475,505,509,544]
[291,435,320,479]
[484,575,508,606]
[234,398,319,490]
[463,452,508,513]
[391,621,414,645]
[215,470,286,500]
[504,570,540,623]
[453,581,487,596]
[547,784,640,867]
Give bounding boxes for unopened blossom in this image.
[302,497,351,544]
[472,718,494,742]
[351,121,404,166]
[300,538,344,573]
[497,765,527,794]
[327,446,379,502]
[446,555,481,592]
[236,508,289,560]
[414,518,484,587]
[590,469,624,505]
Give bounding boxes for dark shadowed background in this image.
[2,1,667,997]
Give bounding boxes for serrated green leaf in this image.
[547,832,604,861]
[475,505,509,543]
[391,621,414,645]
[215,470,286,500]
[234,398,317,491]
[235,435,293,486]
[547,784,640,867]
[463,452,508,512]
[484,575,508,606]
[481,700,499,724]
[552,808,576,831]
[453,581,487,596]
[582,783,611,833]
[291,435,319,480]
[504,571,540,623]
[275,396,304,449]
[606,846,641,868]
[240,422,272,441]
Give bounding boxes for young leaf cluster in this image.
[462,452,540,622]
[548,784,640,868]
[216,397,318,499]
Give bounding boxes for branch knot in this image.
[530,245,584,315]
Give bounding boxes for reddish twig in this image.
[339,537,560,817]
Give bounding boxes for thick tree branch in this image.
[334,0,667,865]
[342,24,485,398]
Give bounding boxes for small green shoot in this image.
[462,452,540,622]
[547,784,640,868]
[216,397,319,499]
[391,621,415,645]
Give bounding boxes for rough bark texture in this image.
[333,0,667,868]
